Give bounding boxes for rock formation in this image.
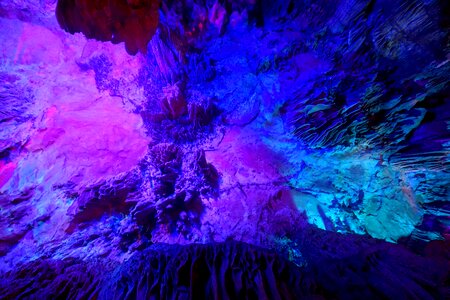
[0,0,449,298]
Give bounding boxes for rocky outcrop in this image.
[1,239,448,299]
[0,0,58,28]
[132,144,219,239]
[56,0,160,54]
[0,257,106,299]
[64,171,141,233]
[0,1,449,297]
[102,242,304,299]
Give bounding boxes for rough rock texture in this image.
[0,0,58,28]
[56,0,160,55]
[102,242,303,299]
[0,257,107,299]
[0,16,151,269]
[1,240,448,299]
[0,0,449,298]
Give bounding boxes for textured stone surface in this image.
[1,240,448,299]
[56,0,160,55]
[0,0,58,28]
[0,0,449,298]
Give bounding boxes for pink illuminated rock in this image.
[0,162,16,189]
[195,126,302,244]
[0,1,57,29]
[24,96,149,185]
[0,2,448,295]
[209,1,227,33]
[0,16,150,191]
[0,17,150,268]
[161,83,186,119]
[206,127,285,188]
[13,23,63,65]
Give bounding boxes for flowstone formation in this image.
[0,0,449,298]
[1,240,447,299]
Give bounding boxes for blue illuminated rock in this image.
[0,0,449,298]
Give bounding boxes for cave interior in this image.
[0,0,449,299]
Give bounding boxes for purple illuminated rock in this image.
[0,257,106,299]
[0,0,58,28]
[1,239,448,299]
[131,144,219,241]
[0,0,449,298]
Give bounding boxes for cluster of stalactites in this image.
[56,0,160,55]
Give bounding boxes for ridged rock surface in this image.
[1,239,448,299]
[0,0,449,298]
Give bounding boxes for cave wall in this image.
[0,0,449,298]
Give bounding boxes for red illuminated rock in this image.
[56,0,160,55]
